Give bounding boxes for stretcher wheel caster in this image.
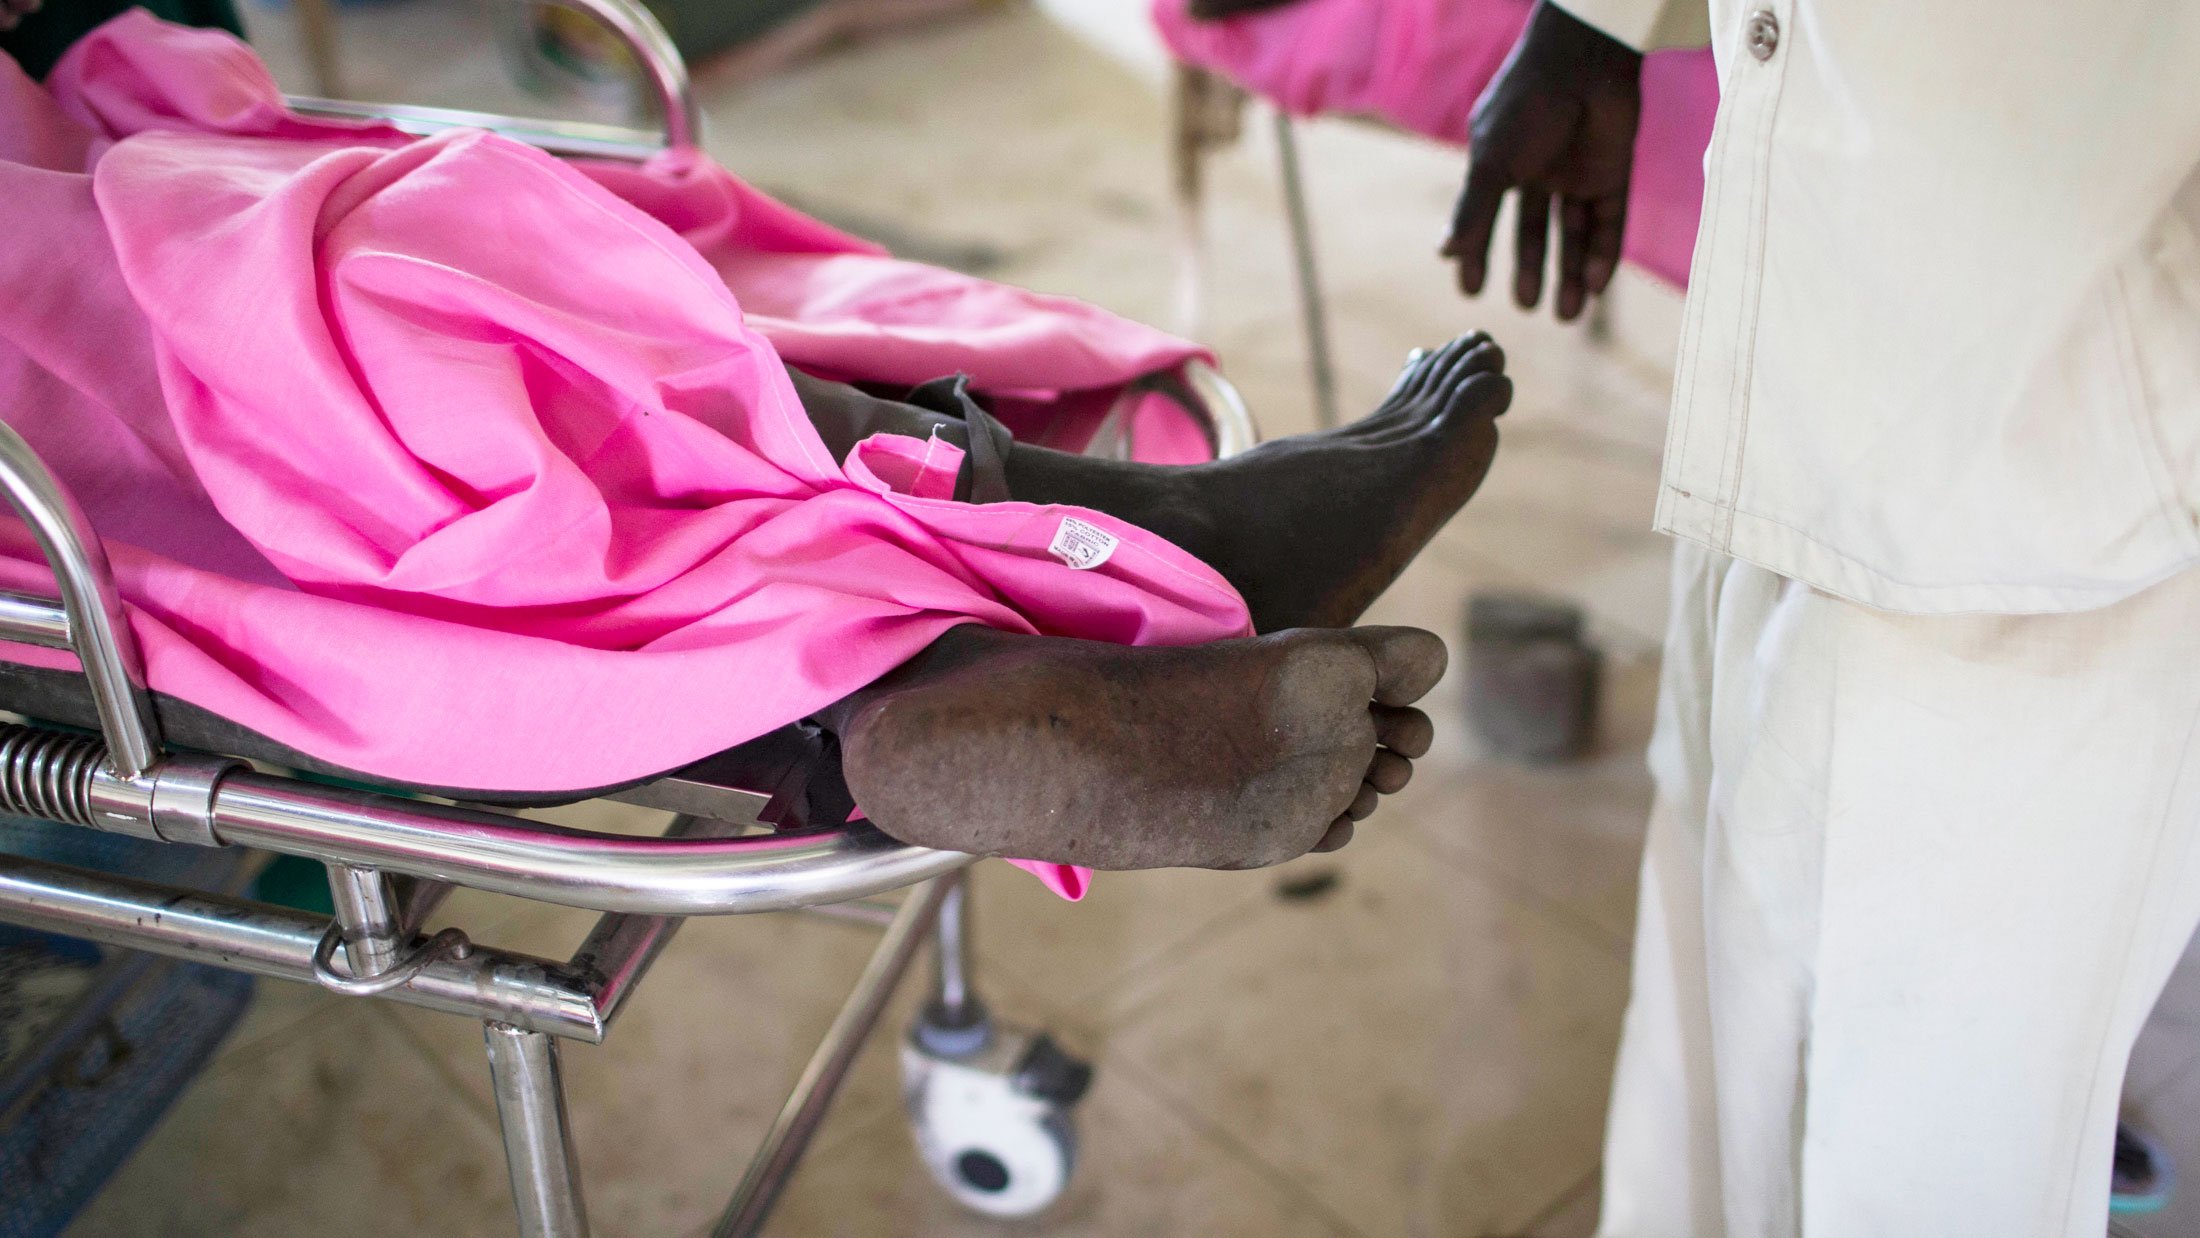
[901,1013,1091,1217]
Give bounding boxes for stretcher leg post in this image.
[711,875,958,1238]
[486,1020,592,1238]
[926,870,985,1035]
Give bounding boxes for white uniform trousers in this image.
[1597,545,2200,1238]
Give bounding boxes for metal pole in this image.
[710,877,954,1238]
[208,771,974,916]
[0,421,161,777]
[560,815,730,1031]
[926,871,983,1030]
[290,0,343,98]
[1172,63,1210,338]
[326,862,402,977]
[0,854,608,1040]
[486,1022,591,1238]
[1272,111,1340,430]
[800,897,900,929]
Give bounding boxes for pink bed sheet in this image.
[1151,0,1717,289]
[1,15,1258,899]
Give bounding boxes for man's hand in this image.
[1442,0,1643,321]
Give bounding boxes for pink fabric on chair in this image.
[1151,0,1718,288]
[0,15,1259,899]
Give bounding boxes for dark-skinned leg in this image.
[793,332,1509,632]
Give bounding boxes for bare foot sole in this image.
[838,624,1446,870]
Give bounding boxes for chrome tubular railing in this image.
[288,0,701,162]
[0,421,162,778]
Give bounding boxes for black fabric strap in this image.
[905,374,1014,505]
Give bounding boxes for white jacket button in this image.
[1746,9,1780,61]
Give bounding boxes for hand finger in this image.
[1312,818,1355,852]
[1583,192,1629,296]
[1556,197,1592,321]
[1443,162,1508,296]
[1513,189,1551,309]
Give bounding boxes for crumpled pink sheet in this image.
[1151,0,1717,289]
[1,14,1258,899]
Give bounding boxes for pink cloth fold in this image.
[1,14,1254,900]
[1151,0,1718,288]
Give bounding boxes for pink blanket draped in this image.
[1151,0,1717,289]
[1,15,1256,898]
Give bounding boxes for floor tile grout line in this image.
[1392,821,1638,961]
[1106,1052,1376,1238]
[371,1002,505,1130]
[195,985,345,1079]
[1090,864,1385,1033]
[1011,881,1282,1020]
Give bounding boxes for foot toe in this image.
[1311,817,1355,852]
[1350,626,1449,705]
[1459,335,1506,377]
[1373,704,1434,758]
[1431,333,1503,391]
[1393,335,1473,404]
[1443,370,1512,423]
[1386,347,1433,400]
[1365,749,1412,794]
[1346,782,1380,820]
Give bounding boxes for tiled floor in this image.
[50,2,2200,1236]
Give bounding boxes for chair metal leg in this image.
[710,876,957,1238]
[1271,111,1340,429]
[1171,63,1211,338]
[486,1021,591,1238]
[290,0,344,98]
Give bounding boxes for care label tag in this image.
[1047,516,1120,571]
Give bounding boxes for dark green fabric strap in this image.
[3,0,243,80]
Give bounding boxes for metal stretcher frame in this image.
[0,5,1258,1233]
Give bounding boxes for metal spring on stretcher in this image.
[0,721,105,827]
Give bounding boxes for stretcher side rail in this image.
[290,0,703,160]
[0,433,973,916]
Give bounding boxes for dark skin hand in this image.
[1442,0,1643,321]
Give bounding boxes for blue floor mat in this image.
[0,818,258,1237]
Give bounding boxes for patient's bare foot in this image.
[833,624,1445,869]
[792,332,1506,631]
[1009,334,1508,630]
